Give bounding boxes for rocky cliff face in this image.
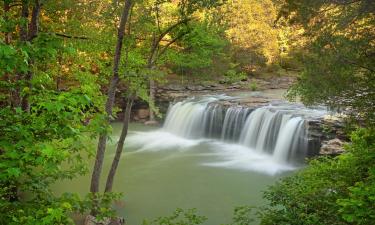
[307,115,348,156]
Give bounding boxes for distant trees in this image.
[219,0,280,72]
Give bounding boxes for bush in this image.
[142,208,207,225]
[0,91,101,224]
[259,128,375,225]
[223,69,248,84]
[249,82,258,91]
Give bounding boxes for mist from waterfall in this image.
[162,97,315,164]
[127,95,326,174]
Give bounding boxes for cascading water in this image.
[221,106,251,141]
[162,96,322,164]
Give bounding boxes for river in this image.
[53,93,326,225]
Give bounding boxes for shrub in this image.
[259,128,375,225]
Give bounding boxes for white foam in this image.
[203,142,296,175]
[125,130,296,175]
[126,131,203,152]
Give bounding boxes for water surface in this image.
[54,122,290,225]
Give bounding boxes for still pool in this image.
[53,122,293,225]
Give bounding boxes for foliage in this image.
[259,128,375,225]
[142,208,207,225]
[249,82,257,91]
[223,69,247,84]
[168,20,228,78]
[0,1,107,223]
[228,206,255,225]
[0,91,98,224]
[281,0,375,124]
[217,0,281,72]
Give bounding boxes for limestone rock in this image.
[320,138,346,156]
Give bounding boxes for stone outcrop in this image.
[320,138,346,156]
[306,115,348,157]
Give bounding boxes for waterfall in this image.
[221,106,251,141]
[163,101,206,138]
[162,97,318,164]
[272,117,307,163]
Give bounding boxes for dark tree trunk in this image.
[21,0,41,112]
[105,94,135,192]
[4,2,11,44]
[28,0,41,41]
[90,0,132,215]
[12,1,29,108]
[20,1,29,42]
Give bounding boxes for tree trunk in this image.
[147,33,157,122]
[105,94,135,193]
[12,1,29,108]
[28,0,41,41]
[146,20,190,122]
[90,0,132,215]
[4,2,11,44]
[21,0,41,112]
[20,1,29,42]
[149,79,156,121]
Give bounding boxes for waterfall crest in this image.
[162,96,322,164]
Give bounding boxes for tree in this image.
[257,1,375,224]
[130,0,224,122]
[281,0,375,125]
[217,0,280,73]
[260,128,375,225]
[0,1,105,223]
[89,0,133,216]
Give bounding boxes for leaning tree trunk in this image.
[90,0,132,216]
[105,94,135,192]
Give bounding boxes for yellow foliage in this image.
[222,0,280,64]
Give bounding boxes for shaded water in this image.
[54,94,327,224]
[53,123,287,225]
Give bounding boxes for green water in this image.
[53,123,287,225]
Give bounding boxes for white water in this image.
[127,95,326,175]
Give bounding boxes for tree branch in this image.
[54,33,89,40]
[156,18,191,45]
[157,31,189,59]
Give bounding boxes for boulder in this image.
[320,138,346,156]
[136,109,150,119]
